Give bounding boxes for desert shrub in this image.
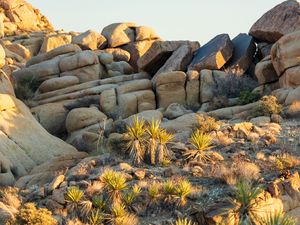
[15,76,41,101]
[259,211,296,225]
[0,187,21,210]
[208,96,229,111]
[213,162,260,186]
[184,130,214,162]
[196,114,221,134]
[172,218,197,225]
[100,169,127,204]
[253,95,282,117]
[274,153,300,172]
[238,90,260,105]
[125,116,147,165]
[17,202,57,225]
[230,181,263,224]
[213,74,258,99]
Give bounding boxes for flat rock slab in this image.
[188,33,233,72]
[249,0,300,43]
[225,33,256,75]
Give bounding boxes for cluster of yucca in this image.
[125,117,174,165]
[147,178,192,207]
[64,169,140,225]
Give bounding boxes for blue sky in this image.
[28,0,283,44]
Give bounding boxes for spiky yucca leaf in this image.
[147,119,161,139]
[184,130,214,162]
[126,116,146,164]
[64,186,84,212]
[88,209,104,225]
[231,181,263,224]
[100,170,127,204]
[148,182,161,201]
[259,211,296,225]
[92,195,107,211]
[175,179,192,206]
[124,184,141,206]
[172,218,197,225]
[110,203,139,225]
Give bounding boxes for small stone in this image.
[119,162,133,171]
[48,175,65,192]
[51,189,66,205]
[163,167,175,177]
[134,170,146,180]
[256,152,266,160]
[271,114,283,124]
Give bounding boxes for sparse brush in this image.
[88,209,104,225]
[126,116,146,165]
[231,181,263,224]
[274,153,300,172]
[184,130,214,162]
[254,95,282,117]
[238,90,260,105]
[172,217,197,225]
[100,169,127,204]
[174,179,192,206]
[65,186,84,211]
[259,211,296,225]
[124,184,141,206]
[196,114,220,134]
[92,195,107,211]
[18,202,57,225]
[0,187,21,209]
[148,182,161,203]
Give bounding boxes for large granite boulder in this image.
[72,29,102,50]
[138,40,199,74]
[188,34,233,72]
[40,33,72,53]
[225,33,256,75]
[255,55,278,85]
[271,29,300,87]
[249,0,300,43]
[0,94,78,186]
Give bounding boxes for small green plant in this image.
[163,180,176,202]
[174,179,192,206]
[92,195,107,211]
[172,218,197,225]
[125,116,146,165]
[148,182,161,204]
[184,130,214,162]
[124,184,141,206]
[64,186,84,211]
[18,202,57,225]
[15,76,41,101]
[259,211,296,225]
[254,95,282,117]
[100,169,127,204]
[88,209,104,225]
[109,203,139,225]
[231,181,263,224]
[238,90,260,105]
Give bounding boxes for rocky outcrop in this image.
[271,30,300,88]
[249,0,300,43]
[188,34,233,72]
[0,0,54,36]
[0,94,78,186]
[255,55,278,85]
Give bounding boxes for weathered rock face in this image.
[0,94,78,186]
[0,0,54,35]
[40,33,72,53]
[188,34,233,72]
[271,29,300,88]
[225,33,256,75]
[249,0,300,43]
[138,40,199,75]
[255,55,278,85]
[155,71,186,109]
[72,29,102,50]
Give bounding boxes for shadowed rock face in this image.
[188,33,233,72]
[225,33,256,75]
[249,0,300,43]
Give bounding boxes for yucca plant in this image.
[147,119,161,164]
[88,209,104,225]
[174,179,192,206]
[92,195,107,211]
[65,186,84,211]
[184,130,214,162]
[172,217,197,225]
[148,182,161,204]
[259,211,296,225]
[100,169,128,204]
[163,180,176,202]
[109,203,139,225]
[147,119,174,164]
[124,184,141,207]
[126,116,147,165]
[231,181,263,224]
